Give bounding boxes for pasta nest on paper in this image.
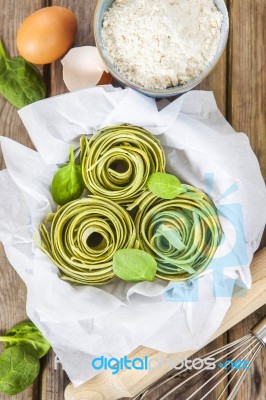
[134,188,222,281]
[80,125,166,205]
[37,125,222,285]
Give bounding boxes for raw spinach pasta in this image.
[38,125,223,286]
[80,125,166,205]
[38,196,136,285]
[135,186,222,281]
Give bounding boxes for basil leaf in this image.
[113,249,157,282]
[51,146,85,206]
[147,172,187,199]
[0,322,50,359]
[0,40,46,109]
[0,344,40,395]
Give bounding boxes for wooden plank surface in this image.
[228,0,266,248]
[0,1,45,400]
[226,1,266,398]
[0,1,265,400]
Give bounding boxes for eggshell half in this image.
[61,46,112,92]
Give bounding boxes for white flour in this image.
[102,0,223,89]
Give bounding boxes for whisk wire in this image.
[135,337,254,400]
[153,336,257,400]
[159,337,260,400]
[134,317,266,400]
[193,340,262,400]
[215,340,261,400]
[198,335,253,359]
[226,344,262,400]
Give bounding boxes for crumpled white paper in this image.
[0,87,265,387]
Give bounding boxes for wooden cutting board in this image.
[65,247,266,400]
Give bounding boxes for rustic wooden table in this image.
[0,1,265,399]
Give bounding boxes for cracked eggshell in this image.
[61,46,112,92]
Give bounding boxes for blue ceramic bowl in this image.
[94,0,229,98]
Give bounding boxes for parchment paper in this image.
[0,86,265,386]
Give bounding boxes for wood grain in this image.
[39,352,67,400]
[228,0,266,247]
[0,0,38,155]
[227,1,266,397]
[0,1,46,400]
[50,0,98,96]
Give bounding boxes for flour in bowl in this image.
[101,0,223,89]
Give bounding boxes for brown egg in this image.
[17,6,77,65]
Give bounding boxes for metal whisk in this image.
[134,316,266,400]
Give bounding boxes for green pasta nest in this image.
[80,125,166,205]
[38,197,136,285]
[38,125,222,286]
[135,187,222,281]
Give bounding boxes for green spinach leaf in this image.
[113,249,157,282]
[0,322,50,359]
[147,172,187,199]
[0,40,46,109]
[51,146,85,205]
[0,344,40,395]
